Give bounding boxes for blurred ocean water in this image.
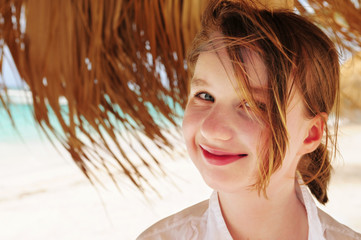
[0,103,43,142]
[0,89,183,143]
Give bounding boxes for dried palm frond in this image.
[0,0,209,193]
[0,0,360,193]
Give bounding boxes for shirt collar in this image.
[206,191,233,240]
[296,177,326,240]
[207,177,325,240]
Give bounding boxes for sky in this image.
[1,45,23,89]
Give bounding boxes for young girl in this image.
[138,0,361,239]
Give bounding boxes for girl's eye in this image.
[257,102,267,111]
[196,92,214,102]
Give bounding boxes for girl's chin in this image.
[199,169,255,193]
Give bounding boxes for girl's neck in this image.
[218,177,308,240]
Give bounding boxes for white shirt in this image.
[137,181,361,240]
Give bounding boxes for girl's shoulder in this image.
[318,207,361,240]
[137,199,209,240]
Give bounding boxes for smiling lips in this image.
[200,145,248,166]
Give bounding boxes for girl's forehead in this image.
[195,46,268,90]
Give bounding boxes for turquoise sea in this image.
[0,96,184,143]
[0,103,45,142]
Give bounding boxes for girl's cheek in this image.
[182,106,201,133]
[182,103,209,141]
[183,99,212,122]
[182,113,197,152]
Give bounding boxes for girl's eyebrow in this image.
[190,78,208,87]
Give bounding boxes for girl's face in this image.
[182,48,312,194]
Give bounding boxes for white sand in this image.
[0,124,360,240]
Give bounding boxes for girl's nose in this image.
[200,107,234,141]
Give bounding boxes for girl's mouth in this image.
[200,145,248,166]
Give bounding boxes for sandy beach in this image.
[0,123,360,240]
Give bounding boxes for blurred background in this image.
[1,0,361,239]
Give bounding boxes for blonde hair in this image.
[187,0,339,204]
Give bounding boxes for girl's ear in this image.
[302,113,328,154]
